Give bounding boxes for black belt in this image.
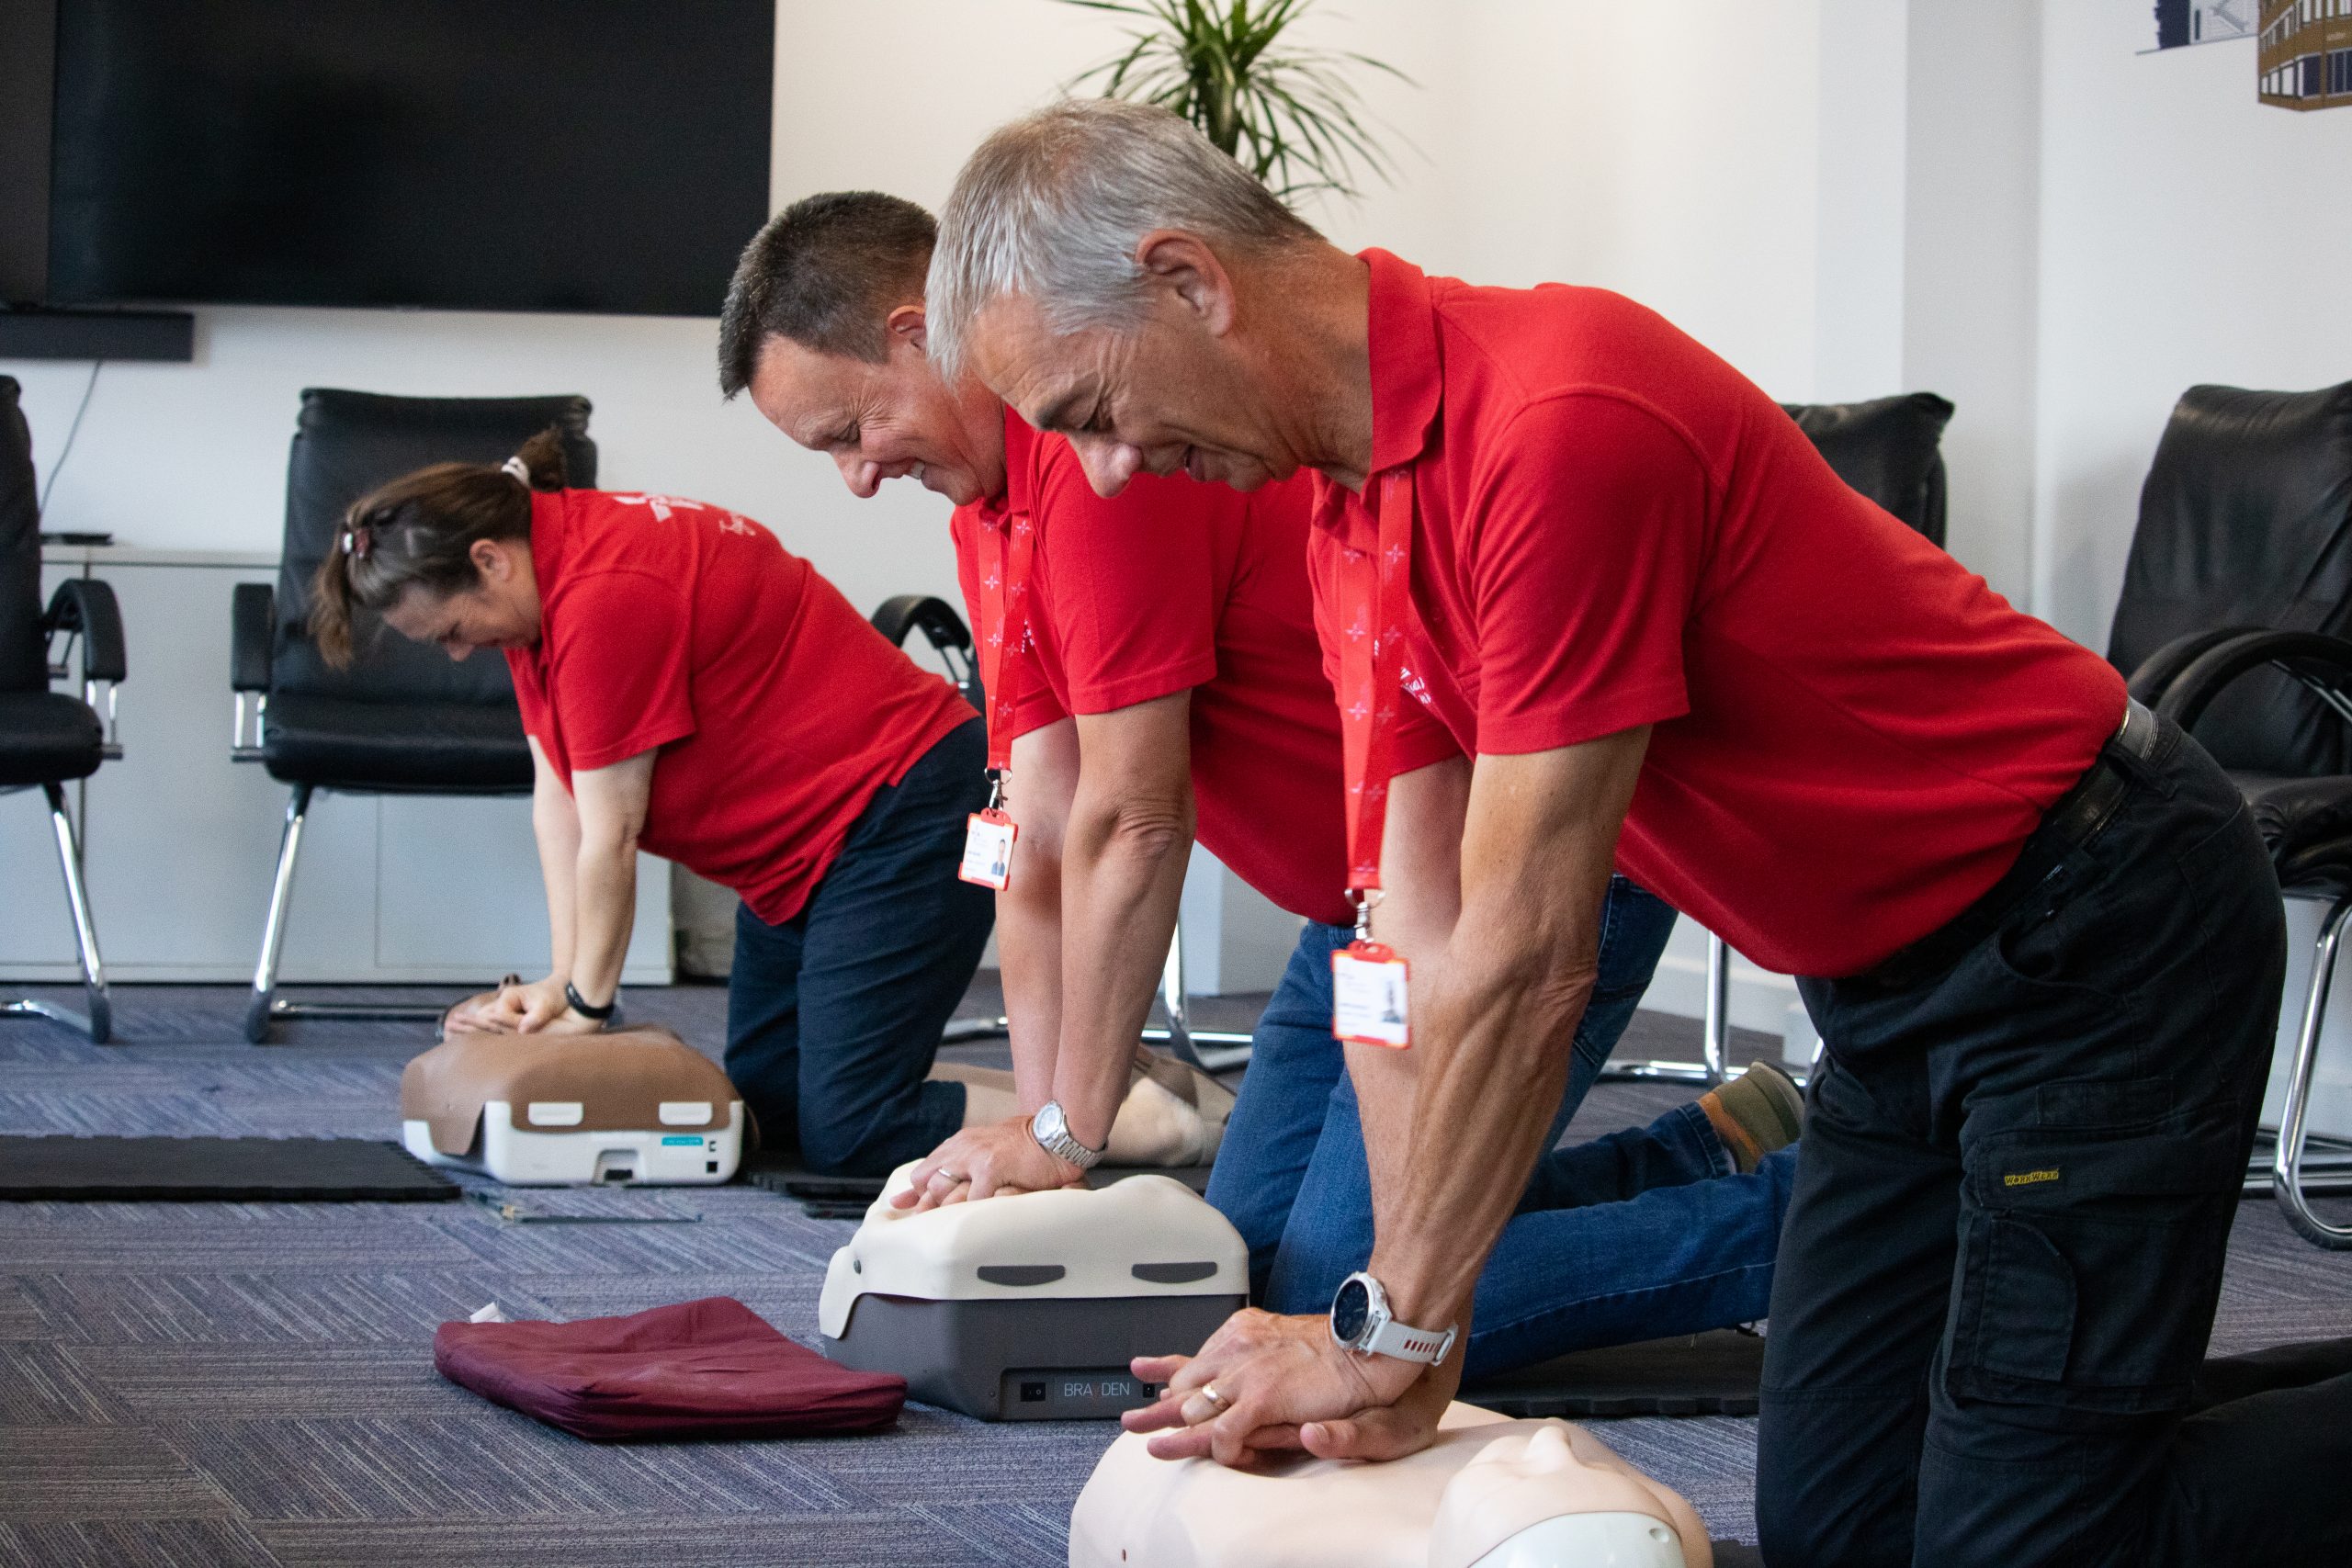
[1853,700,2162,991]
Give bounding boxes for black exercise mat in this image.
[1461,1328,1765,1418]
[0,1136,459,1201]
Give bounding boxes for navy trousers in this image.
[724,718,993,1176]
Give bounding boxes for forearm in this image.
[567,829,639,1005]
[1055,790,1192,1147]
[1363,735,1642,1334]
[996,852,1067,1111]
[1349,756,1469,1258]
[1371,933,1591,1329]
[532,781,582,981]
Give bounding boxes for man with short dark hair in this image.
[716,191,1806,1377]
[923,98,2352,1567]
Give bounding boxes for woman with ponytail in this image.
[314,431,1000,1176]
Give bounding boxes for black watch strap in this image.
[563,981,616,1021]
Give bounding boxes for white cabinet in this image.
[0,547,670,987]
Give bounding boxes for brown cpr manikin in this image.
[400,1025,745,1185]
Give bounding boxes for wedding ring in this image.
[1199,1382,1229,1410]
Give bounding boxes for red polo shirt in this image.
[1307,251,2127,978]
[952,410,1458,929]
[506,489,973,925]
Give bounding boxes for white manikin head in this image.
[1066,1404,1710,1568]
[1430,1421,1695,1568]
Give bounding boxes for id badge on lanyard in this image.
[960,789,1019,891]
[961,508,1036,890]
[1331,470,1415,1049]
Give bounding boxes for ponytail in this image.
[310,426,569,668]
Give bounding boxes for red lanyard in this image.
[974,508,1037,775]
[1335,470,1413,899]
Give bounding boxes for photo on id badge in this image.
[961,809,1016,891]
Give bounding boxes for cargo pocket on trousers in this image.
[1960,1213,2075,1384]
[1947,1085,2239,1415]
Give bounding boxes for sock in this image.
[1697,1061,1805,1174]
[1106,1046,1237,1167]
[928,1062,1021,1128]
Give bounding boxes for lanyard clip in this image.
[1348,887,1378,942]
[984,770,1005,813]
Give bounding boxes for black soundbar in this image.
[0,307,195,362]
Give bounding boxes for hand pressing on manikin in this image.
[473,975,605,1035]
[1125,1308,1458,1470]
[895,1116,1086,1212]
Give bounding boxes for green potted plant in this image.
[1059,0,1409,200]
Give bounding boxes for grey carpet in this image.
[2,981,2349,1566]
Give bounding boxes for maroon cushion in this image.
[435,1296,905,1441]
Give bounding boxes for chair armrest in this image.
[870,593,982,712]
[870,593,970,652]
[43,579,127,683]
[2154,630,2352,735]
[232,582,275,692]
[2123,626,2267,706]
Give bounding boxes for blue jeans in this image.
[1204,875,1798,1378]
[725,718,995,1176]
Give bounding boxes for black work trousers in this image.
[1758,712,2352,1566]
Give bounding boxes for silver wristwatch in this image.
[1029,1100,1103,1170]
[1329,1271,1457,1365]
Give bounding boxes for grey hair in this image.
[927,98,1321,380]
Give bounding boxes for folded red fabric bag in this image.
[435,1296,905,1441]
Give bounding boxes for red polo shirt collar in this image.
[1311,248,1442,546]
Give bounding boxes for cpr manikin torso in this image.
[1069,1404,1709,1568]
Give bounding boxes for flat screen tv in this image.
[3,0,775,316]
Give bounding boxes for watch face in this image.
[1035,1102,1066,1142]
[1330,1278,1371,1344]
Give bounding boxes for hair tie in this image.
[501,456,532,487]
[342,523,373,559]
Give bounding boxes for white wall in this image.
[2032,3,2352,647]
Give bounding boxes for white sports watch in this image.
[1329,1271,1457,1365]
[1029,1100,1103,1170]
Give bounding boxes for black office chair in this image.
[867,594,1249,1071]
[2107,379,2352,1247]
[0,375,124,1043]
[230,389,596,1043]
[1610,393,1956,1089]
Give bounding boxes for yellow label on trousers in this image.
[2003,1168,2062,1188]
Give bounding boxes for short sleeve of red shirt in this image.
[1032,446,1221,716]
[1468,394,1706,753]
[542,570,696,769]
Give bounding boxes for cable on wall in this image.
[38,360,104,519]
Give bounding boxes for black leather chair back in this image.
[1781,393,1955,544]
[0,377,44,695]
[2107,381,2352,777]
[272,389,597,705]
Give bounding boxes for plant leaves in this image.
[1053,0,1411,199]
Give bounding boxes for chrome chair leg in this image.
[2275,893,2352,1248]
[1702,931,1732,1084]
[2,783,111,1043]
[1597,928,1736,1087]
[1142,919,1251,1072]
[244,784,311,1043]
